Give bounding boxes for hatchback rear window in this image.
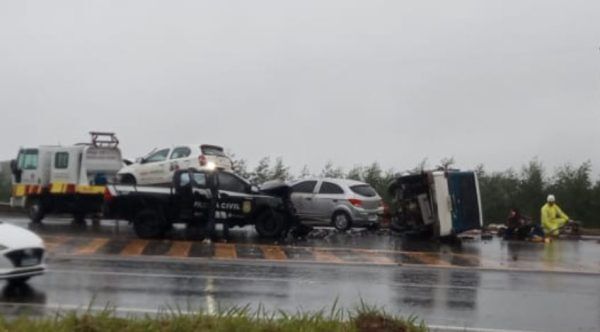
[201,145,226,157]
[350,185,377,197]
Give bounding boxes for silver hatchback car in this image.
[290,178,383,231]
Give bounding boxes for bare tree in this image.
[320,161,345,178]
[437,157,455,171]
[270,157,291,181]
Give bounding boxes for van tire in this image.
[254,208,286,238]
[133,209,168,239]
[332,211,352,231]
[27,200,44,224]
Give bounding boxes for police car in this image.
[105,169,297,239]
[117,144,233,185]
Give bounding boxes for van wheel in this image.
[27,200,44,224]
[133,209,168,239]
[255,208,286,238]
[120,174,137,185]
[332,211,352,231]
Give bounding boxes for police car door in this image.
[182,171,211,219]
[216,172,253,217]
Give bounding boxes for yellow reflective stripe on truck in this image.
[75,185,106,194]
[12,183,106,196]
[49,182,68,194]
[50,183,105,194]
[12,184,27,197]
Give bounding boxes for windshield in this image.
[17,149,39,170]
[201,145,226,157]
[350,184,377,197]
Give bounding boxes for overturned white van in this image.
[388,170,483,238]
[10,132,123,224]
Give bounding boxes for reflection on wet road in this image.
[1,215,599,332]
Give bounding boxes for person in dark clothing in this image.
[504,208,544,241]
[204,170,219,241]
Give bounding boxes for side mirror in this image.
[9,159,19,174]
[136,157,144,164]
[251,185,260,193]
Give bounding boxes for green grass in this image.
[0,301,427,332]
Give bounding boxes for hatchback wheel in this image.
[332,211,352,231]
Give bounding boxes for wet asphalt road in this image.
[1,215,600,332]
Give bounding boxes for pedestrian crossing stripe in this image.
[40,235,600,274]
[214,243,237,260]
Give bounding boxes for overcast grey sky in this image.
[1,0,599,176]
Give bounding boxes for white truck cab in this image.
[117,144,233,186]
[10,132,123,223]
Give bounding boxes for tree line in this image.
[0,157,598,227]
[231,155,600,227]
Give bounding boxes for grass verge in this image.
[0,301,427,332]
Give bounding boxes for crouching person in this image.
[541,195,571,237]
[505,208,544,241]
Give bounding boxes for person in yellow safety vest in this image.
[540,194,571,236]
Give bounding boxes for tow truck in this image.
[10,132,123,224]
[104,168,301,239]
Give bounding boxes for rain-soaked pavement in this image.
[1,214,600,332]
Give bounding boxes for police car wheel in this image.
[255,208,286,238]
[133,209,168,239]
